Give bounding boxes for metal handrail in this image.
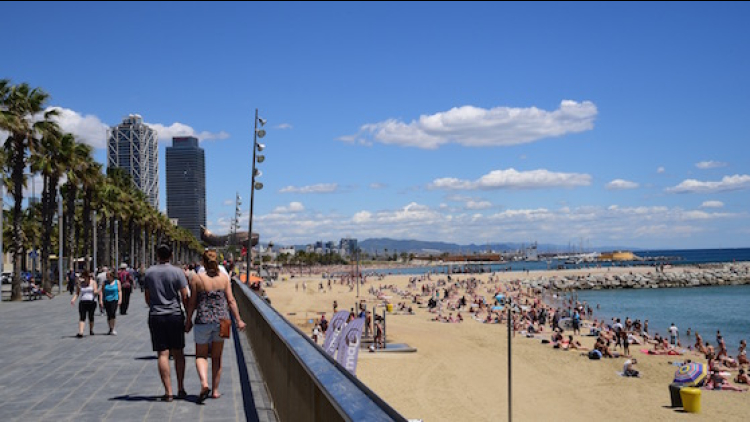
[233,279,406,422]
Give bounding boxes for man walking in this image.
[144,244,189,401]
[118,263,133,315]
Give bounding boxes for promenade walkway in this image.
[0,286,276,422]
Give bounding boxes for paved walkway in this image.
[0,287,276,422]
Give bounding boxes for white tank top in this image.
[80,283,95,302]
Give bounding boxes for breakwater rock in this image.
[523,264,750,291]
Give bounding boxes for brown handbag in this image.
[219,318,231,338]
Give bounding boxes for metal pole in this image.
[508,300,512,422]
[58,188,63,294]
[32,176,36,275]
[246,108,258,285]
[382,309,387,347]
[93,211,97,272]
[356,248,359,298]
[115,219,119,269]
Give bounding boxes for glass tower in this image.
[166,136,206,240]
[107,114,159,209]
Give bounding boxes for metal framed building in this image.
[166,136,206,240]
[107,114,159,209]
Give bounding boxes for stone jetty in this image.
[522,263,750,291]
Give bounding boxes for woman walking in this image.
[70,271,98,337]
[99,270,122,335]
[185,250,245,403]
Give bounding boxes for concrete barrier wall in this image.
[232,280,406,422]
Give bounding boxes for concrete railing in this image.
[232,279,407,422]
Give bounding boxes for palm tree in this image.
[79,157,103,272]
[30,127,70,291]
[0,81,58,300]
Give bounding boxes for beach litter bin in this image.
[386,303,393,312]
[668,383,683,408]
[680,387,701,414]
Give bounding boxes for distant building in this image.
[165,136,206,240]
[339,238,358,256]
[107,114,159,208]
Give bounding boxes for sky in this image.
[3,1,750,250]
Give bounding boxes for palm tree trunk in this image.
[66,186,76,272]
[10,138,26,301]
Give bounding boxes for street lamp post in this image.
[246,109,266,284]
[58,187,63,294]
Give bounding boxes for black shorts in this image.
[104,300,118,320]
[79,301,97,322]
[149,314,185,352]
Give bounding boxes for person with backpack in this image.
[118,263,133,315]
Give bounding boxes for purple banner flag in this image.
[335,317,366,375]
[323,311,350,357]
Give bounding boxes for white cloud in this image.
[701,201,724,208]
[369,183,386,190]
[666,174,750,193]
[273,202,305,213]
[340,100,597,149]
[606,179,639,190]
[695,160,728,170]
[206,200,748,248]
[657,167,666,174]
[48,107,109,149]
[429,168,591,190]
[465,200,492,210]
[279,183,338,194]
[147,122,229,143]
[222,199,234,206]
[276,123,293,130]
[40,107,229,149]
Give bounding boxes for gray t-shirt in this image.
[145,263,187,316]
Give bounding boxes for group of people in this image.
[70,264,134,336]
[70,244,247,404]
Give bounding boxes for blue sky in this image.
[4,1,750,249]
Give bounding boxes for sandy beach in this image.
[264,266,749,421]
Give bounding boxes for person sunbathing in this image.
[567,335,588,351]
[735,369,750,385]
[705,374,748,392]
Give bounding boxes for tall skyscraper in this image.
[166,136,206,240]
[107,114,159,208]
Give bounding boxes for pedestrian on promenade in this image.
[71,270,98,337]
[100,271,121,335]
[118,263,133,315]
[185,249,246,403]
[144,244,189,402]
[96,266,108,315]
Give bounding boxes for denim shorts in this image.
[193,322,223,344]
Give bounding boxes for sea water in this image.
[574,285,750,353]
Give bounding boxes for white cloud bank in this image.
[279,183,339,194]
[429,168,591,190]
[606,179,639,190]
[45,107,229,149]
[341,100,597,149]
[695,160,728,170]
[273,202,305,213]
[666,175,750,193]
[701,201,724,208]
[217,201,746,248]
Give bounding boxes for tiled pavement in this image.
[0,287,277,422]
